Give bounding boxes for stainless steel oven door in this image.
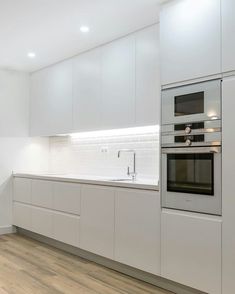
[161,146,221,215]
[162,79,221,125]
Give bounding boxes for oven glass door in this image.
[167,153,214,195]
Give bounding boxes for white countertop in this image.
[13,173,159,191]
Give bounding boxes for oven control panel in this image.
[161,120,221,147]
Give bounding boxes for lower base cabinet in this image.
[161,210,222,294]
[115,189,160,275]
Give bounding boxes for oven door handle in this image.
[161,146,221,154]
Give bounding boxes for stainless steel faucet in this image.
[117,149,137,181]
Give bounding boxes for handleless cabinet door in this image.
[222,0,235,73]
[53,182,81,215]
[30,59,73,136]
[222,77,235,294]
[135,25,160,126]
[160,0,221,85]
[13,178,31,204]
[115,189,160,275]
[73,48,102,132]
[31,180,53,209]
[161,210,222,294]
[80,185,115,259]
[101,35,135,129]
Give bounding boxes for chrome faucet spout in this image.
[117,149,137,181]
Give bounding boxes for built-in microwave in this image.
[161,79,221,125]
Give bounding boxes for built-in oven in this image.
[161,146,221,215]
[162,79,221,125]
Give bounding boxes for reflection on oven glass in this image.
[167,153,214,195]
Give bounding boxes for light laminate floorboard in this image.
[0,234,173,294]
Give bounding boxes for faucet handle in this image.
[127,166,130,176]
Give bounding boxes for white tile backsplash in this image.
[49,129,159,180]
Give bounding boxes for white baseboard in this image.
[0,225,16,235]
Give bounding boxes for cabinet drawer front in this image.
[53,182,81,215]
[13,178,31,204]
[13,202,31,230]
[53,211,80,247]
[31,206,53,238]
[31,180,53,209]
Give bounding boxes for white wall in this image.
[0,70,49,232]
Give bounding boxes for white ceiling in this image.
[0,0,163,72]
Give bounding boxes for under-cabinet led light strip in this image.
[68,125,159,140]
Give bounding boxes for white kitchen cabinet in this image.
[13,202,31,231]
[53,211,80,247]
[115,189,160,275]
[101,35,135,129]
[135,25,160,126]
[73,48,102,132]
[160,0,221,85]
[31,180,53,209]
[222,77,235,294]
[222,0,235,73]
[161,210,222,294]
[53,182,81,215]
[31,206,53,238]
[13,178,31,204]
[80,185,115,259]
[30,59,73,136]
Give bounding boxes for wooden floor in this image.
[0,234,173,294]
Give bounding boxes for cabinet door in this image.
[30,59,73,136]
[53,211,80,247]
[135,25,160,126]
[53,182,81,215]
[80,185,115,259]
[222,0,235,73]
[222,77,235,294]
[161,210,222,294]
[13,202,31,230]
[101,35,135,129]
[160,0,221,85]
[31,180,53,209]
[73,49,102,132]
[31,206,53,238]
[13,178,31,204]
[115,189,160,275]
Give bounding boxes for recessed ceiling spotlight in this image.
[80,26,90,33]
[28,52,36,58]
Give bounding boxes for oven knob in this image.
[185,126,191,134]
[186,139,192,146]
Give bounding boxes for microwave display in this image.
[175,91,204,117]
[167,153,214,195]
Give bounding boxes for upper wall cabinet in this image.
[101,35,136,129]
[222,0,235,73]
[30,25,160,136]
[73,48,102,132]
[30,59,73,136]
[160,0,221,86]
[135,25,160,126]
